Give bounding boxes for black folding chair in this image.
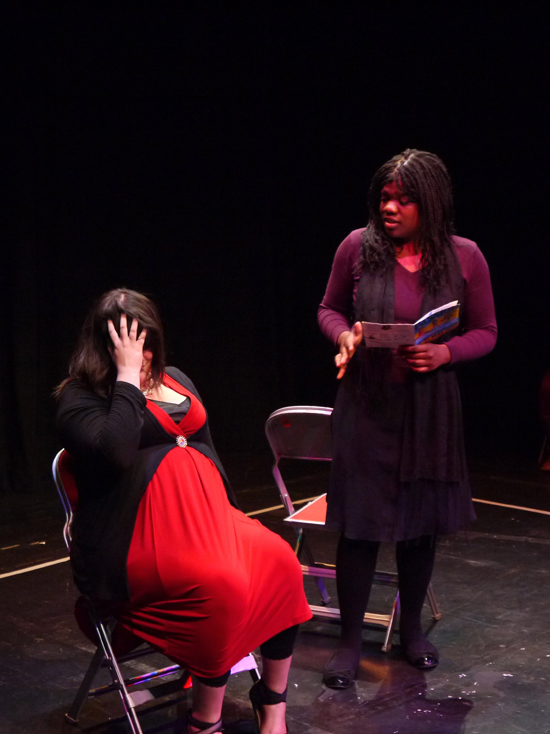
[265,406,442,652]
[53,449,259,733]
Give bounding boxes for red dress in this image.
[117,377,312,678]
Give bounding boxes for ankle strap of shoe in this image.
[256,678,288,704]
[187,710,222,734]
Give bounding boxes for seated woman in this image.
[55,288,312,734]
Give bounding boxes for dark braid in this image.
[357,149,455,293]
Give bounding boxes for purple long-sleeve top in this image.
[318,229,497,364]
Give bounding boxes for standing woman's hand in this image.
[107,314,147,389]
[335,322,363,379]
[399,343,451,372]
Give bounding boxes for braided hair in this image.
[357,149,455,292]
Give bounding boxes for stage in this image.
[1,453,549,734]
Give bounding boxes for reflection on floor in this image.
[1,453,550,734]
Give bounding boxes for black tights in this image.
[195,624,299,687]
[326,534,436,671]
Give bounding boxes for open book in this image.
[361,301,460,347]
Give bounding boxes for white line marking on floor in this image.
[2,496,549,579]
[472,497,550,516]
[248,496,550,519]
[0,557,70,579]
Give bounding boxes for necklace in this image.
[141,376,154,397]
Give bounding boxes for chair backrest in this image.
[265,406,333,514]
[52,449,79,552]
[265,406,333,461]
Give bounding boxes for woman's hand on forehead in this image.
[108,314,147,388]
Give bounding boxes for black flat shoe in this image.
[401,638,439,670]
[322,667,357,689]
[413,654,438,670]
[249,678,288,734]
[322,653,358,689]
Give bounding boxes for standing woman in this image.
[318,149,497,688]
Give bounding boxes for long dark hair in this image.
[55,288,165,398]
[358,149,455,292]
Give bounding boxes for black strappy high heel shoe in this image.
[249,678,288,734]
[186,709,223,734]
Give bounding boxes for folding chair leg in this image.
[65,645,105,724]
[248,660,260,684]
[94,617,145,734]
[315,577,332,606]
[294,528,306,559]
[381,591,400,653]
[67,602,258,733]
[122,704,144,734]
[379,584,440,653]
[427,583,442,621]
[296,532,333,606]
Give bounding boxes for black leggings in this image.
[336,534,437,650]
[195,624,300,687]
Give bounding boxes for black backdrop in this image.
[2,6,549,493]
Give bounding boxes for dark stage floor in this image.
[1,453,550,734]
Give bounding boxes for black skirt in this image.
[325,364,476,542]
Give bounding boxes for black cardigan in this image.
[56,367,237,601]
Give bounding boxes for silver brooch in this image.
[176,435,188,448]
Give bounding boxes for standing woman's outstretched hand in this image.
[335,321,363,379]
[107,314,147,389]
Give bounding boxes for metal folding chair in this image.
[53,449,259,733]
[265,406,441,652]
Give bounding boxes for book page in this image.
[362,321,416,347]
